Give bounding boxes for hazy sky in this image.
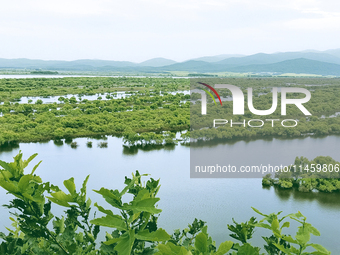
[1,0,340,62]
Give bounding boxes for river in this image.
[0,135,340,253]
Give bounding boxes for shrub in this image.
[98,142,108,148]
[70,142,78,148]
[0,152,331,255]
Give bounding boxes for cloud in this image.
[0,0,339,61]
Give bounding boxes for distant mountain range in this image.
[139,58,177,67]
[1,49,340,76]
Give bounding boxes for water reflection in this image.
[122,143,176,155]
[1,90,190,105]
[53,139,64,146]
[0,142,19,152]
[190,134,340,148]
[0,135,340,252]
[1,92,131,105]
[39,140,50,144]
[65,138,73,144]
[123,145,139,155]
[271,186,340,208]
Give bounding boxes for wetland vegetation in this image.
[1,77,340,147]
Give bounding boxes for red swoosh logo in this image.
[198,82,223,106]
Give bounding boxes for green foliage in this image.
[2,77,340,148]
[90,172,170,255]
[0,87,190,145]
[227,217,257,244]
[262,174,273,186]
[0,151,99,254]
[263,156,340,193]
[252,207,331,255]
[0,152,332,254]
[190,77,340,142]
[0,77,189,102]
[156,219,233,255]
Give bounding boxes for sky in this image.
[1,0,340,62]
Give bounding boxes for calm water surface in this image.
[0,136,340,253]
[0,90,190,105]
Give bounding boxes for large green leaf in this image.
[0,170,13,180]
[236,243,260,255]
[135,228,170,242]
[305,223,320,236]
[63,177,76,196]
[47,191,73,207]
[194,232,208,253]
[93,188,122,208]
[114,229,135,255]
[308,243,331,254]
[281,221,290,229]
[90,215,127,231]
[296,224,311,245]
[93,202,114,216]
[282,235,299,244]
[156,243,192,255]
[127,197,162,214]
[271,218,281,237]
[18,175,42,193]
[215,240,233,255]
[0,161,13,173]
[132,188,150,203]
[0,179,20,194]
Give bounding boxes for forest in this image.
[190,77,340,141]
[0,77,191,146]
[0,77,189,101]
[1,77,340,147]
[263,156,340,193]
